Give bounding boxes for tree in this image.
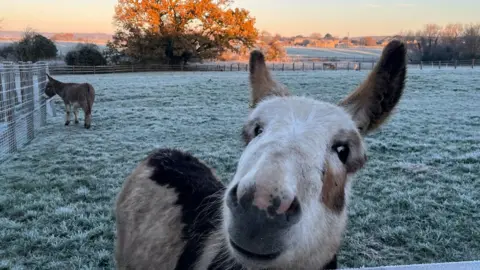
[259,30,273,44]
[440,23,463,59]
[15,29,58,62]
[423,24,442,48]
[258,34,286,61]
[65,43,107,66]
[0,44,17,61]
[110,0,258,65]
[324,33,333,39]
[463,23,480,58]
[442,23,463,45]
[104,41,127,65]
[310,33,323,40]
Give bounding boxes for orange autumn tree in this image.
[109,0,258,64]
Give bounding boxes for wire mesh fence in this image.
[0,61,50,161]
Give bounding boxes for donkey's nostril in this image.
[285,197,301,223]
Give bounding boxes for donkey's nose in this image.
[227,183,301,227]
[226,183,301,256]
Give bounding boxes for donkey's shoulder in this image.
[145,148,225,197]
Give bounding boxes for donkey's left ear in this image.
[339,40,407,136]
[249,50,289,109]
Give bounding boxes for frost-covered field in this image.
[0,69,479,269]
[286,46,383,58]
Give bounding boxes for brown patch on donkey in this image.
[45,74,96,129]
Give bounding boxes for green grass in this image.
[0,69,479,269]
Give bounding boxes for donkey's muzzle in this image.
[226,183,301,258]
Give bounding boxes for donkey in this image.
[114,40,407,270]
[323,62,337,70]
[44,74,95,129]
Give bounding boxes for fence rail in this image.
[47,59,480,75]
[0,61,50,161]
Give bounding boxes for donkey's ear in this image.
[339,40,407,136]
[47,74,53,81]
[249,50,289,108]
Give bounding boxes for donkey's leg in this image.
[74,107,79,124]
[65,103,71,126]
[84,111,91,129]
[83,106,92,129]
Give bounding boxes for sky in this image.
[0,0,479,37]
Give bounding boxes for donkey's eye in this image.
[333,144,349,164]
[253,124,264,137]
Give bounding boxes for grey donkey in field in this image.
[44,74,95,129]
[114,40,407,270]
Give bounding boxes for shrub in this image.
[65,43,107,66]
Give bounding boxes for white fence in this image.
[0,61,52,161]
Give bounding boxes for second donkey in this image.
[45,74,95,129]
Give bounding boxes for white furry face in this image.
[223,96,366,269]
[221,41,407,269]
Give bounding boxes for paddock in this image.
[0,69,479,269]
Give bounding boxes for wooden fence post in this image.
[313,62,315,71]
[420,61,423,70]
[438,61,441,69]
[5,63,17,153]
[238,63,240,71]
[302,62,305,71]
[20,63,35,141]
[282,63,285,71]
[38,63,48,126]
[359,62,361,71]
[347,62,350,71]
[454,60,457,69]
[293,63,295,71]
[0,65,5,122]
[473,59,475,69]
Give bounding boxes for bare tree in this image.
[259,30,273,43]
[442,23,463,45]
[463,23,480,58]
[440,23,464,58]
[423,24,442,47]
[397,30,416,43]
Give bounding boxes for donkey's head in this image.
[222,41,407,269]
[44,74,61,98]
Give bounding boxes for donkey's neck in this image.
[53,81,67,97]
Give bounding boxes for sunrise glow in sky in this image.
[1,0,479,36]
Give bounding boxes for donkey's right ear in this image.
[47,74,53,81]
[249,50,289,108]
